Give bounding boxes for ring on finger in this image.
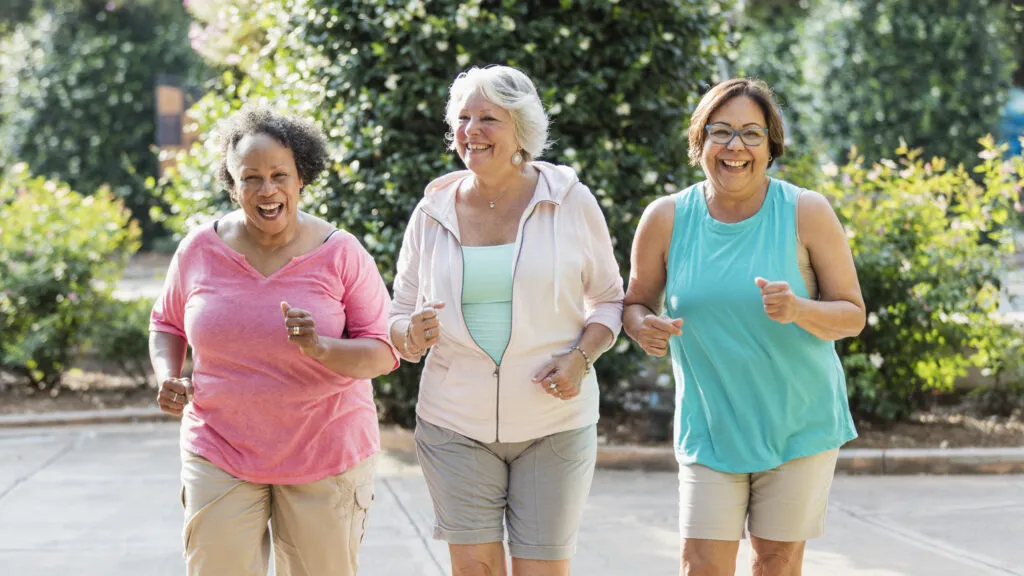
[290,326,302,336]
[548,381,557,390]
[425,328,432,339]
[172,392,180,403]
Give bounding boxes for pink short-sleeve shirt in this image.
[150,223,397,484]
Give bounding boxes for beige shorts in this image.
[180,450,375,576]
[678,449,840,542]
[414,417,597,561]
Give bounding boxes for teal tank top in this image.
[462,244,514,364]
[665,178,857,473]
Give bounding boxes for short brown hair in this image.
[687,78,785,168]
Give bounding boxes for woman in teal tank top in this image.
[623,79,866,574]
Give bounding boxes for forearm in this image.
[314,337,397,379]
[794,298,866,341]
[388,318,424,363]
[576,322,616,363]
[622,302,657,343]
[149,331,187,381]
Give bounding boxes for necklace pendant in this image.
[488,201,495,208]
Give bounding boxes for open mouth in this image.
[466,143,492,154]
[257,203,283,219]
[719,159,750,171]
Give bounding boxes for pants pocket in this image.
[351,483,375,547]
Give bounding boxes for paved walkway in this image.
[0,423,1021,575]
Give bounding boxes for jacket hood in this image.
[418,161,581,218]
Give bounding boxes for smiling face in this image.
[230,133,303,237]
[700,95,771,197]
[453,90,521,177]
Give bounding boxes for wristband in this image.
[569,345,592,374]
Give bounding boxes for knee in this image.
[751,544,802,576]
[452,559,501,576]
[681,547,733,576]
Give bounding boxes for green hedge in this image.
[779,138,1023,420]
[0,165,141,388]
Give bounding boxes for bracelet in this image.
[569,345,592,374]
[403,322,423,357]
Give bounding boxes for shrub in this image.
[0,0,206,244]
[0,165,141,389]
[83,296,155,387]
[160,0,734,424]
[809,137,1022,420]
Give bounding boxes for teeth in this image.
[258,203,282,210]
[723,160,748,167]
[468,144,490,151]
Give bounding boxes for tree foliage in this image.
[0,0,206,243]
[738,0,1018,168]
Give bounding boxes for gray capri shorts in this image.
[414,416,598,561]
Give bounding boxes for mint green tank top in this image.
[462,244,515,364]
[665,178,857,473]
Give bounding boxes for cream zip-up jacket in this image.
[389,162,624,443]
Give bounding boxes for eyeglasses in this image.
[705,123,769,147]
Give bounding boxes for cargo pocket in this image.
[351,483,375,547]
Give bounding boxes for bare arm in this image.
[150,330,192,416]
[623,196,683,356]
[793,191,866,340]
[307,336,397,379]
[149,330,187,382]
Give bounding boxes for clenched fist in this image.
[634,314,683,357]
[755,277,799,324]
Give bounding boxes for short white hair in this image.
[444,65,550,161]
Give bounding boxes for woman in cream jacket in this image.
[389,65,624,576]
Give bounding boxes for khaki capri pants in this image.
[180,451,375,576]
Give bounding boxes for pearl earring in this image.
[511,150,524,165]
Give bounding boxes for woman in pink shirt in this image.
[149,104,398,576]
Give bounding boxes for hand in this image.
[755,277,799,324]
[635,314,683,357]
[281,301,325,358]
[157,376,193,417]
[532,349,587,401]
[406,301,446,354]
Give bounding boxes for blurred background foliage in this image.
[1,0,1023,427]
[0,0,207,245]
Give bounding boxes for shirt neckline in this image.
[699,178,776,234]
[204,224,339,280]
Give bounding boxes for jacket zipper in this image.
[492,201,545,441]
[422,198,551,443]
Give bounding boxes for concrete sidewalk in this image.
[0,423,1022,575]
[4,408,1024,475]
